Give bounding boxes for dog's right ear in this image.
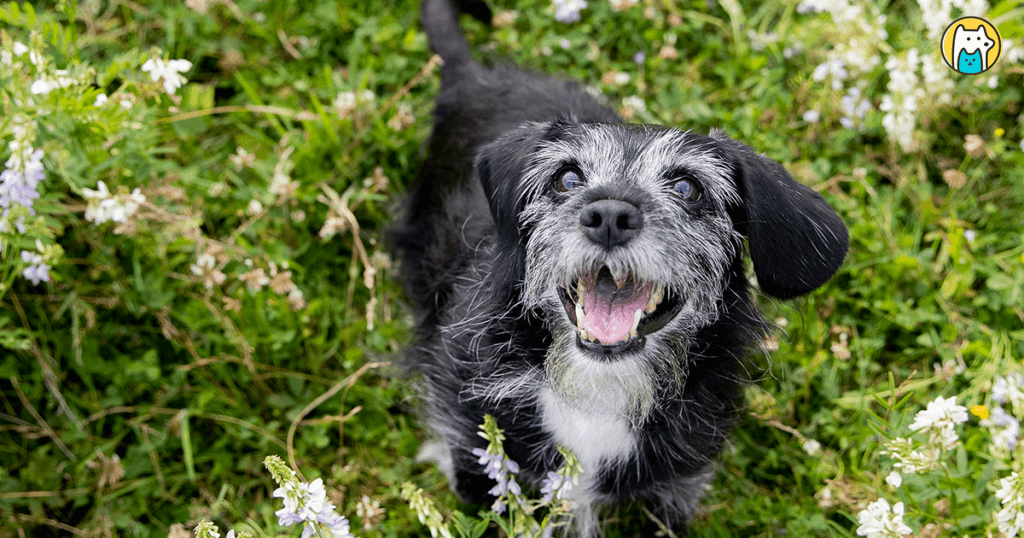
[475,123,547,308]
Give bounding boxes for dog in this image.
[391,0,849,534]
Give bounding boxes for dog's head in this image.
[476,120,847,410]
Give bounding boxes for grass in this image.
[1,0,1023,536]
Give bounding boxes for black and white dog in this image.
[392,0,848,534]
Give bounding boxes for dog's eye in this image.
[554,169,584,192]
[673,178,701,202]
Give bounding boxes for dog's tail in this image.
[421,0,491,82]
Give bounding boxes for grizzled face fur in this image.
[475,118,847,418]
[521,123,740,413]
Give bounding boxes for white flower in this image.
[856,498,913,537]
[883,437,936,474]
[95,93,108,106]
[246,199,263,215]
[802,110,820,123]
[82,181,146,224]
[622,95,646,113]
[142,58,193,95]
[996,472,1024,538]
[885,471,902,489]
[12,41,29,56]
[552,0,587,23]
[993,373,1024,413]
[802,439,822,456]
[909,396,968,447]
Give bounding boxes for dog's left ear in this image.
[713,133,848,299]
[475,122,548,307]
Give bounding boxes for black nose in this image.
[580,199,643,248]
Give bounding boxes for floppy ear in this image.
[475,122,548,308]
[714,134,848,299]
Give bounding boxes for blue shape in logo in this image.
[957,48,984,74]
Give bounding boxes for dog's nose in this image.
[580,199,643,248]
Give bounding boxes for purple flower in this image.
[20,250,50,285]
[553,0,587,23]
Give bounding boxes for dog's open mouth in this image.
[557,266,683,355]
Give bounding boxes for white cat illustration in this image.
[952,24,995,74]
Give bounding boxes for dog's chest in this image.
[538,387,636,479]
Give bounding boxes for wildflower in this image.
[909,395,968,447]
[191,253,226,289]
[334,89,375,116]
[610,0,637,11]
[94,93,108,106]
[20,249,50,285]
[992,373,1024,414]
[747,30,779,53]
[802,110,820,123]
[552,0,587,23]
[659,44,678,60]
[82,181,146,224]
[355,495,385,530]
[839,87,871,129]
[141,57,193,95]
[855,498,913,537]
[964,134,988,159]
[265,457,355,538]
[942,169,967,188]
[983,406,1020,453]
[536,467,577,502]
[802,439,822,456]
[401,483,454,538]
[620,96,646,119]
[0,147,45,231]
[229,147,255,170]
[883,437,936,474]
[811,59,848,91]
[388,103,415,130]
[239,267,270,291]
[472,446,522,510]
[971,405,989,419]
[493,10,518,27]
[996,472,1024,538]
[885,471,902,489]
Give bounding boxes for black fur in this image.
[391,1,848,535]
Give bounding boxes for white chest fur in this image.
[538,386,636,482]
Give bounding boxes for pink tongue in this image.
[581,284,651,344]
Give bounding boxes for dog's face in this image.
[476,119,847,413]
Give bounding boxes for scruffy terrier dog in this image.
[392,0,849,535]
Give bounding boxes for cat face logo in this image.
[942,17,1002,75]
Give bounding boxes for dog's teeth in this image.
[612,266,627,289]
[575,303,585,328]
[629,329,637,339]
[648,286,664,312]
[580,328,590,341]
[577,280,586,302]
[632,308,642,333]
[646,285,663,313]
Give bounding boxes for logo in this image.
[941,17,1002,75]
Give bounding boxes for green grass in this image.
[1,0,1023,536]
